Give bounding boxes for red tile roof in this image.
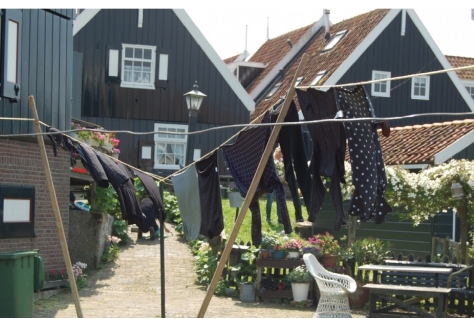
[246,23,314,94]
[446,55,474,80]
[377,119,474,165]
[250,9,390,121]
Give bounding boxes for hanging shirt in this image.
[195,150,224,239]
[221,113,292,247]
[171,165,202,241]
[336,85,392,223]
[296,88,348,230]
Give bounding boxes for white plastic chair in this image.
[303,253,357,318]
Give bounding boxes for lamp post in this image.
[184,81,206,166]
[451,182,467,263]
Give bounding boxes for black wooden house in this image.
[73,9,254,176]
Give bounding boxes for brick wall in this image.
[0,139,70,273]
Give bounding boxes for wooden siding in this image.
[337,11,473,127]
[0,9,73,133]
[312,197,432,256]
[73,9,249,126]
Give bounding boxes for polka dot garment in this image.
[336,85,392,224]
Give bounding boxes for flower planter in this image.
[86,137,100,147]
[287,251,300,259]
[349,281,370,309]
[320,253,339,268]
[291,282,310,302]
[272,250,285,259]
[111,153,119,159]
[239,282,256,302]
[260,249,270,259]
[228,191,243,208]
[43,279,68,290]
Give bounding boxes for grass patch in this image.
[221,196,303,245]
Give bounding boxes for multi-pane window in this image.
[121,44,156,89]
[411,76,430,100]
[371,71,391,97]
[154,123,188,169]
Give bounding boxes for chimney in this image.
[323,9,331,40]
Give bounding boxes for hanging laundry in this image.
[271,101,312,222]
[171,165,202,241]
[195,151,224,239]
[46,126,78,166]
[95,152,143,225]
[132,169,165,221]
[221,113,292,247]
[76,144,109,188]
[296,88,348,230]
[335,85,392,223]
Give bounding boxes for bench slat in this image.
[364,283,451,294]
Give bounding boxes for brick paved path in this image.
[34,224,367,318]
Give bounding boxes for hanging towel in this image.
[336,85,392,223]
[221,113,292,247]
[171,165,201,241]
[195,151,224,239]
[296,88,347,230]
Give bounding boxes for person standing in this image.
[266,147,283,224]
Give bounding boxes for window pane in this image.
[125,47,133,58]
[144,49,152,60]
[135,48,143,59]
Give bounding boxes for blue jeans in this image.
[266,190,282,221]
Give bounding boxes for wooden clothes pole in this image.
[197,53,309,318]
[28,96,84,318]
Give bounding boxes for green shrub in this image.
[112,219,131,245]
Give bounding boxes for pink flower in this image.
[112,148,120,154]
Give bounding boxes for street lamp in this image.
[184,81,206,166]
[451,182,467,263]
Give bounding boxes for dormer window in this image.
[294,76,304,87]
[266,82,281,98]
[310,71,326,86]
[322,30,347,52]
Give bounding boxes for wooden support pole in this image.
[197,53,309,318]
[28,96,84,318]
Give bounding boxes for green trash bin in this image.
[0,251,38,318]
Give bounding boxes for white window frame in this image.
[371,70,391,97]
[154,123,188,170]
[411,76,430,100]
[321,30,347,52]
[120,44,156,90]
[462,80,474,100]
[310,71,326,87]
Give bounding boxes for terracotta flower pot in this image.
[320,253,339,268]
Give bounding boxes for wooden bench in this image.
[359,264,455,317]
[364,284,451,317]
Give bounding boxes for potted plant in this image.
[283,238,304,259]
[287,265,313,302]
[233,249,257,302]
[227,182,243,208]
[308,232,341,268]
[260,232,279,258]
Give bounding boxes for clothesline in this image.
[297,64,474,89]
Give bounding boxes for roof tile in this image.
[446,55,474,80]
